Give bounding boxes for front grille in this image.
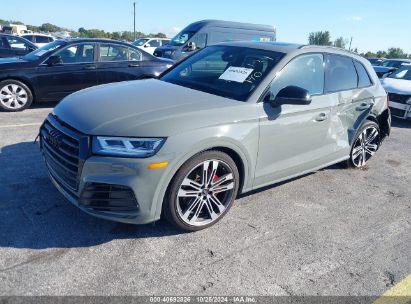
[388,93,411,105]
[389,107,406,118]
[79,183,139,212]
[40,116,84,193]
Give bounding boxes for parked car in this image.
[367,57,385,66]
[132,38,170,55]
[0,38,173,111]
[153,20,276,61]
[381,65,411,119]
[39,42,390,231]
[21,33,56,47]
[0,33,37,58]
[373,59,411,78]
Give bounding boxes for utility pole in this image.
[348,37,353,51]
[133,2,136,41]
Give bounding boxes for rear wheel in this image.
[347,120,380,168]
[164,151,240,232]
[0,80,33,112]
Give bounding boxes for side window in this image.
[99,44,130,62]
[161,40,170,46]
[55,44,95,64]
[354,61,372,88]
[5,36,27,50]
[192,33,207,49]
[325,54,358,92]
[24,35,34,42]
[270,53,324,98]
[148,39,161,48]
[127,47,142,61]
[36,36,50,44]
[0,38,6,49]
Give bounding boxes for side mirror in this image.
[185,41,196,52]
[46,55,63,66]
[27,46,36,52]
[144,44,150,48]
[265,86,312,106]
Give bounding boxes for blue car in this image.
[0,33,38,58]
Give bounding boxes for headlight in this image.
[92,136,166,158]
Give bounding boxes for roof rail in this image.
[298,45,360,56]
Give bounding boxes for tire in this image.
[0,79,33,112]
[164,151,240,232]
[346,120,380,168]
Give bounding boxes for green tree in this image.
[154,32,167,38]
[386,47,407,59]
[376,50,387,58]
[308,31,332,46]
[364,51,377,58]
[333,37,346,49]
[39,23,63,32]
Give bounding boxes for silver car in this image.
[39,42,391,231]
[381,64,411,119]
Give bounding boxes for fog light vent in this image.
[80,183,139,212]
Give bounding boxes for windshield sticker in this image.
[219,67,254,83]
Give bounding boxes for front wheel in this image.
[0,80,33,112]
[348,120,380,168]
[164,151,240,232]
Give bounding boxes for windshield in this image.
[132,38,149,46]
[169,31,196,46]
[382,60,408,68]
[161,46,285,101]
[22,40,66,61]
[388,66,411,80]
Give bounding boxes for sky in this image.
[1,0,410,53]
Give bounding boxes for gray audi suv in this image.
[39,42,391,231]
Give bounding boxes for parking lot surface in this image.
[0,105,410,296]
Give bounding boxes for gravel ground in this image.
[0,105,410,296]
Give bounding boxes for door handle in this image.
[128,63,140,67]
[315,113,328,122]
[83,65,96,70]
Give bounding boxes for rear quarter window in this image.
[325,54,358,93]
[354,61,372,87]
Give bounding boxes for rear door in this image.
[35,43,98,100]
[324,54,374,154]
[96,43,149,84]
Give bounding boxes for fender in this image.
[150,138,253,221]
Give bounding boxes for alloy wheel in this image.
[351,126,380,167]
[176,159,235,227]
[0,84,29,110]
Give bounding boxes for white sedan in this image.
[381,65,411,119]
[21,34,55,47]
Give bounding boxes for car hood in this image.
[54,79,246,137]
[373,66,394,73]
[0,57,34,69]
[381,77,411,95]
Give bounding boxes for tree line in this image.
[308,31,410,59]
[0,19,167,41]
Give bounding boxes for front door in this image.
[35,43,97,101]
[254,53,337,188]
